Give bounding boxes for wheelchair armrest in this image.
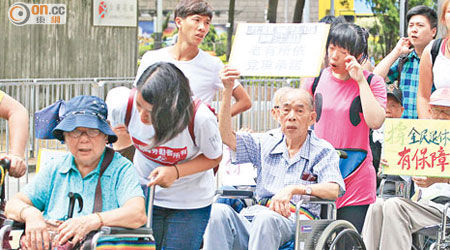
[86,226,155,250]
[215,189,254,199]
[2,219,24,229]
[379,174,404,181]
[379,175,410,199]
[302,196,335,204]
[295,196,337,221]
[99,226,153,236]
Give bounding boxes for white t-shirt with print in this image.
[111,91,222,209]
[135,47,238,105]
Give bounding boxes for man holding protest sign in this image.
[362,88,450,250]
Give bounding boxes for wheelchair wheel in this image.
[314,220,366,250]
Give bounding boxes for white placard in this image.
[93,0,137,27]
[229,23,330,77]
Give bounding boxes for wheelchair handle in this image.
[0,159,11,172]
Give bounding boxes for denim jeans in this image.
[152,205,211,250]
[216,186,246,213]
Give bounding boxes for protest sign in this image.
[36,148,69,173]
[383,118,450,177]
[229,23,329,77]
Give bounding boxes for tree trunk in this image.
[267,0,278,23]
[293,0,305,23]
[226,0,236,60]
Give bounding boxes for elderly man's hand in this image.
[22,213,51,250]
[269,185,296,218]
[220,65,240,90]
[412,176,449,188]
[147,166,178,188]
[57,214,99,247]
[1,155,26,178]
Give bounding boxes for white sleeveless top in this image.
[432,38,450,89]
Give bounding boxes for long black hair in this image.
[136,62,194,146]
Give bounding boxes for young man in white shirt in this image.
[136,0,251,116]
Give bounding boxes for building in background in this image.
[318,0,373,22]
[138,0,319,25]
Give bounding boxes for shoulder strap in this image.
[125,88,137,128]
[366,73,374,86]
[93,147,115,213]
[188,99,202,147]
[312,69,324,95]
[397,53,409,83]
[431,38,443,66]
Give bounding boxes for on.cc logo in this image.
[8,2,30,26]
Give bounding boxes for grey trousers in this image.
[203,203,295,250]
[362,198,443,250]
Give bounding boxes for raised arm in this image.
[373,38,412,79]
[347,55,386,129]
[417,44,433,119]
[219,65,240,151]
[0,93,29,177]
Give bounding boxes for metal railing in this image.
[0,77,300,198]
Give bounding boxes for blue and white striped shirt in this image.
[232,130,345,217]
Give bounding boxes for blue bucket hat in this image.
[52,96,117,143]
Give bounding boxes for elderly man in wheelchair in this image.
[2,96,147,249]
[203,84,346,250]
[362,88,450,250]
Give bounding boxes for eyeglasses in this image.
[65,129,101,138]
[431,106,450,117]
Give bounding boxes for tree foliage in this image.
[366,0,436,57]
[199,25,227,57]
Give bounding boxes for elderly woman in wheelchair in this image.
[4,96,146,249]
[203,85,347,250]
[362,88,450,250]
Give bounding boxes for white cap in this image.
[105,86,131,128]
[429,88,450,107]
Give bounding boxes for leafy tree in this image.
[366,0,436,57]
[199,25,227,57]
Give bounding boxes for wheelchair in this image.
[0,185,156,250]
[412,201,450,250]
[378,175,450,250]
[216,188,366,250]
